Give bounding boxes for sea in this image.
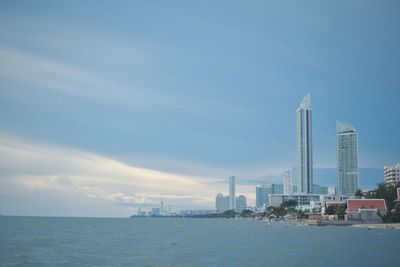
[0,216,398,267]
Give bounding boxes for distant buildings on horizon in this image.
[138,94,397,214]
[215,176,248,213]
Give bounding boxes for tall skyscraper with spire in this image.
[296,93,313,193]
[229,176,236,210]
[337,121,359,195]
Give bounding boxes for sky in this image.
[0,0,399,217]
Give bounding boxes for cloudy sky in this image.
[1,1,399,217]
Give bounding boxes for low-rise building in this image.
[256,184,284,207]
[346,199,387,223]
[320,194,352,214]
[268,194,320,207]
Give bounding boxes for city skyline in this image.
[1,1,400,217]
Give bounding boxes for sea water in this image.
[0,216,398,266]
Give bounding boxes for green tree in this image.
[355,189,363,198]
[240,209,254,218]
[366,182,399,211]
[271,206,287,218]
[221,210,236,218]
[336,203,347,220]
[281,199,298,207]
[325,205,336,215]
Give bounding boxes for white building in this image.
[337,121,359,195]
[283,168,293,194]
[215,193,230,212]
[296,93,313,193]
[384,163,400,184]
[235,195,247,211]
[229,176,236,210]
[256,184,284,207]
[268,193,320,207]
[320,194,352,214]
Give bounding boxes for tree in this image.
[281,199,298,207]
[336,204,347,220]
[325,205,336,215]
[271,206,287,218]
[355,189,363,198]
[324,203,347,219]
[240,209,254,218]
[366,182,400,211]
[221,210,236,218]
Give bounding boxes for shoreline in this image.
[350,223,400,229]
[289,219,400,229]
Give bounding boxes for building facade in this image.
[337,121,359,195]
[283,168,294,194]
[269,193,320,207]
[235,195,247,211]
[312,184,328,194]
[296,94,313,193]
[229,176,236,210]
[384,163,400,185]
[256,184,284,207]
[215,193,230,212]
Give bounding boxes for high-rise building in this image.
[215,193,230,212]
[296,93,313,193]
[235,195,247,211]
[256,185,269,208]
[337,121,359,195]
[229,176,236,210]
[283,168,294,194]
[312,184,328,194]
[384,163,400,185]
[255,184,284,207]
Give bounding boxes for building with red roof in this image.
[346,199,387,223]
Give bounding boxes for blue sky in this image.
[0,1,399,216]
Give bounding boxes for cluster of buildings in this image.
[214,94,398,223]
[254,94,360,210]
[139,94,398,222]
[215,176,248,213]
[135,201,176,217]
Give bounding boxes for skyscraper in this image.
[283,168,293,194]
[296,93,313,193]
[215,193,230,212]
[337,121,359,195]
[229,176,236,210]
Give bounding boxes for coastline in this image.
[350,223,400,229]
[287,219,400,229]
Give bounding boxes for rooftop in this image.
[347,199,387,213]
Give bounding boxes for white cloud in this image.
[0,45,240,117]
[0,135,231,214]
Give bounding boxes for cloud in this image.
[0,45,240,117]
[0,134,228,212]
